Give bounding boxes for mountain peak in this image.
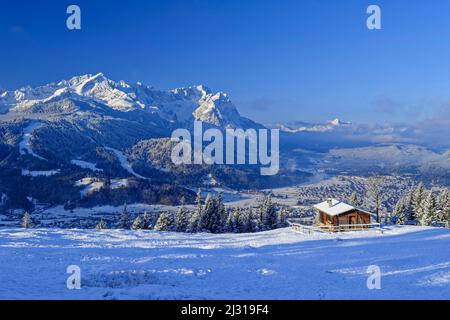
[0,73,263,129]
[329,118,341,126]
[329,118,351,126]
[59,72,117,88]
[195,84,211,95]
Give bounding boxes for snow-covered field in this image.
[1,226,450,300]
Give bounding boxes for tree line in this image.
[19,190,288,233]
[345,177,450,227]
[391,183,450,227]
[100,190,287,233]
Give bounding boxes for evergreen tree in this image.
[142,211,151,230]
[263,197,277,230]
[199,193,213,231]
[403,189,415,221]
[225,209,233,233]
[175,207,190,232]
[392,199,407,225]
[21,211,33,228]
[246,209,258,232]
[196,189,203,216]
[132,215,143,230]
[96,218,108,230]
[277,208,288,227]
[348,192,360,207]
[227,207,241,233]
[216,192,227,231]
[207,195,222,233]
[187,209,200,233]
[257,204,265,231]
[119,203,131,229]
[187,189,203,232]
[239,209,251,233]
[154,212,175,231]
[412,182,426,222]
[314,210,321,226]
[367,176,385,223]
[420,191,437,226]
[440,189,450,227]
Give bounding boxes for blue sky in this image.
[1,0,450,124]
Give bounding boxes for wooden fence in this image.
[288,220,382,234]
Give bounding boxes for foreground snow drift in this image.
[0,226,449,299]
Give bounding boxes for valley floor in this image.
[0,226,449,299]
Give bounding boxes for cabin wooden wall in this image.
[318,209,371,226]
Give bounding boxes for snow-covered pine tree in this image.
[119,203,131,229]
[196,189,203,215]
[263,197,277,230]
[440,189,450,227]
[420,191,437,226]
[154,212,175,231]
[175,207,190,232]
[412,182,426,222]
[96,218,108,230]
[142,211,151,230]
[199,193,213,232]
[349,192,360,207]
[314,209,321,226]
[239,209,251,233]
[403,189,415,221]
[257,203,265,231]
[225,209,234,233]
[21,211,33,228]
[131,215,143,230]
[226,207,241,233]
[216,192,227,231]
[366,176,385,223]
[246,208,258,232]
[277,208,288,227]
[187,190,203,232]
[207,195,222,234]
[239,208,255,233]
[392,198,407,225]
[187,210,200,233]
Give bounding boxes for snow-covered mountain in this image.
[0,73,261,129]
[0,74,293,210]
[272,118,352,133]
[0,73,448,211]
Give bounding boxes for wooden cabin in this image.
[313,198,373,232]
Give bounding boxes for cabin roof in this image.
[313,199,372,217]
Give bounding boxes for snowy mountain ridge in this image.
[0,73,260,129]
[272,118,353,133]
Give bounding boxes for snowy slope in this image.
[19,122,46,160]
[0,226,449,299]
[104,146,149,180]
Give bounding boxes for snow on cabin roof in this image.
[313,199,358,217]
